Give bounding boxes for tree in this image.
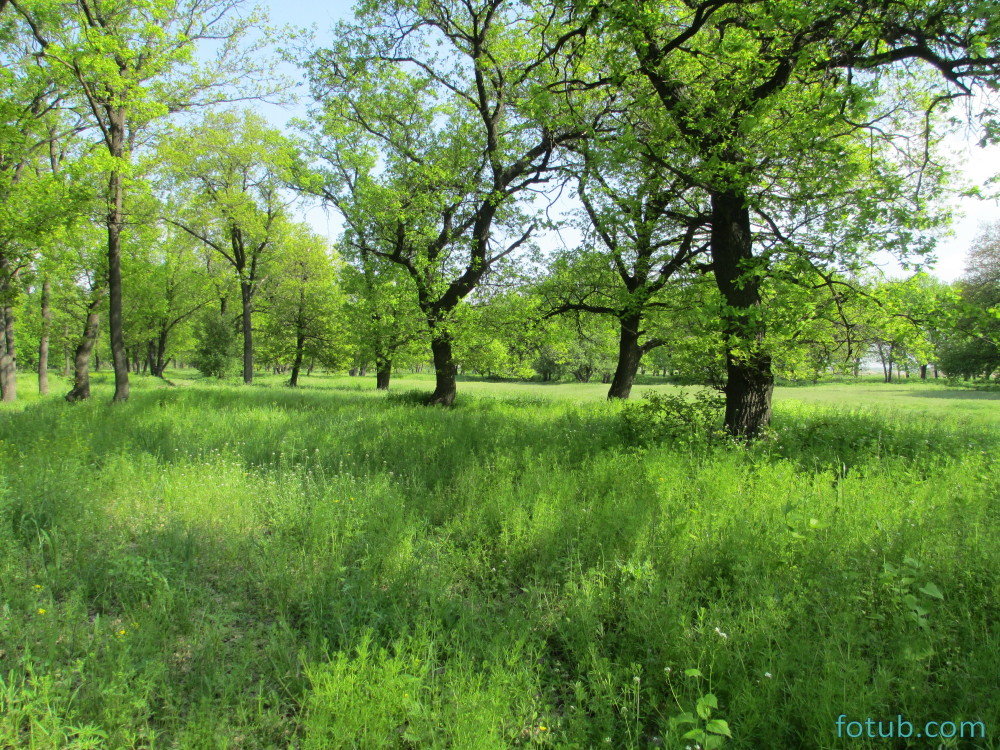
[257,225,344,387]
[61,220,107,401]
[339,253,426,391]
[300,0,582,405]
[937,222,1000,378]
[569,0,999,436]
[123,215,214,378]
[161,110,297,385]
[191,308,237,379]
[0,37,83,401]
[12,0,276,401]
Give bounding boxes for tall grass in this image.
[0,375,997,748]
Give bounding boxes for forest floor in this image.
[1,373,998,748]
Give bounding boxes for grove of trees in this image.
[1,0,999,436]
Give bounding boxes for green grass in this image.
[1,372,998,748]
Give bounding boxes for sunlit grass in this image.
[1,372,997,748]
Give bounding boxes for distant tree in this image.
[300,0,582,405]
[568,0,998,436]
[192,309,238,379]
[937,223,1000,379]
[11,0,277,401]
[339,254,426,391]
[161,111,297,385]
[257,225,345,387]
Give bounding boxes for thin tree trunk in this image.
[240,279,253,384]
[288,331,305,387]
[66,300,102,402]
[376,358,392,390]
[607,313,642,399]
[62,323,71,377]
[428,333,457,406]
[154,329,168,377]
[0,255,15,402]
[38,277,51,395]
[710,190,772,438]
[107,167,129,403]
[0,304,13,402]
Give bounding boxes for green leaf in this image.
[684,668,703,678]
[697,693,719,719]
[919,582,944,600]
[707,719,733,737]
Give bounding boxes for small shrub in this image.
[621,390,725,446]
[191,310,238,379]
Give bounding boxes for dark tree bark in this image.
[0,255,16,402]
[428,333,457,405]
[710,190,773,438]
[107,155,129,402]
[62,323,71,377]
[0,304,14,402]
[288,330,306,387]
[38,277,51,395]
[607,313,642,399]
[153,329,169,377]
[376,358,392,390]
[66,297,102,402]
[919,364,927,379]
[240,279,253,385]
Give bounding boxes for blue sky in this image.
[258,0,1000,283]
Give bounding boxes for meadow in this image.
[1,372,998,749]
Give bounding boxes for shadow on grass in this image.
[905,390,1000,400]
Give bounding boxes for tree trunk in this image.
[38,277,51,395]
[307,357,315,376]
[0,255,15,402]
[376,358,392,390]
[0,303,15,403]
[710,190,773,438]
[240,279,253,384]
[288,330,305,387]
[66,300,101,402]
[154,329,169,377]
[607,313,642,399]
[107,167,130,403]
[62,323,71,377]
[428,334,457,406]
[919,364,927,380]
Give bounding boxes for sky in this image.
[256,0,1000,284]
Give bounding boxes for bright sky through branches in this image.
[258,0,1000,283]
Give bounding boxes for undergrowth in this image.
[0,377,997,748]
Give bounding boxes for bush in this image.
[191,310,238,378]
[620,389,725,446]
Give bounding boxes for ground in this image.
[1,372,997,748]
